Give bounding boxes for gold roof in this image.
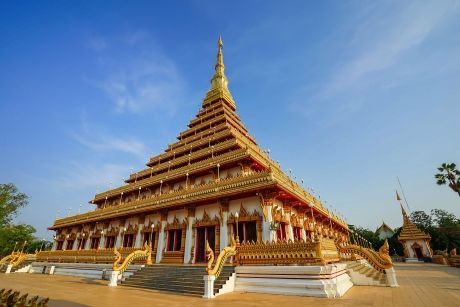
[398,204,431,241]
[49,38,347,231]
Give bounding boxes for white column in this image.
[203,275,216,299]
[184,216,195,263]
[155,221,167,263]
[385,268,399,287]
[301,228,307,241]
[220,211,229,249]
[134,228,142,248]
[286,219,294,242]
[84,232,91,249]
[52,239,58,251]
[100,236,106,249]
[262,204,274,242]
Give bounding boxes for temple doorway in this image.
[195,226,215,263]
[414,247,423,259]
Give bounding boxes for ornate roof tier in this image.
[398,205,431,241]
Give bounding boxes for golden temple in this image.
[1,38,401,299]
[47,37,349,265]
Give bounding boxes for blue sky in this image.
[1,1,459,239]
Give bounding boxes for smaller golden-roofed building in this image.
[375,222,394,240]
[398,205,432,261]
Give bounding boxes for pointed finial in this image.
[218,36,223,48]
[203,36,236,108]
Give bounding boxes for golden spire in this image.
[400,203,410,225]
[204,36,236,108]
[210,36,229,91]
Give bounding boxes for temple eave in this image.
[51,170,277,230]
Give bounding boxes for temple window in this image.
[233,221,257,243]
[277,223,287,241]
[143,231,156,246]
[65,240,74,250]
[90,238,100,249]
[56,241,64,250]
[123,234,134,248]
[166,230,182,251]
[77,238,87,249]
[293,226,302,241]
[105,236,116,248]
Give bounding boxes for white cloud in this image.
[53,162,131,191]
[99,59,184,114]
[289,0,460,122]
[325,1,456,96]
[87,31,186,114]
[70,117,148,158]
[72,133,147,158]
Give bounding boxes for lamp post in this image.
[217,164,220,182]
[186,173,189,189]
[119,192,124,205]
[235,212,240,245]
[160,180,163,195]
[137,186,142,200]
[121,227,127,248]
[147,224,154,265]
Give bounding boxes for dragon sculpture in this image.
[206,236,237,278]
[112,242,150,274]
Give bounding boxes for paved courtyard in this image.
[0,263,459,307]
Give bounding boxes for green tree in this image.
[435,163,460,197]
[349,225,383,250]
[431,209,459,228]
[0,183,29,226]
[0,224,36,256]
[410,211,433,231]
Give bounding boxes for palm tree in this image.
[435,163,460,197]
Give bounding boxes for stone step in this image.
[121,265,235,295]
[122,283,203,296]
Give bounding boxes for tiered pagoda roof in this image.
[398,205,431,241]
[49,38,347,231]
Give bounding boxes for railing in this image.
[336,239,393,273]
[112,243,150,274]
[236,238,340,265]
[36,247,144,264]
[206,236,237,278]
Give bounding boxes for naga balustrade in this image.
[336,239,393,273]
[206,236,237,278]
[235,237,340,266]
[112,243,151,274]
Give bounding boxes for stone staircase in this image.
[0,259,34,273]
[346,261,387,286]
[10,259,35,273]
[122,265,235,296]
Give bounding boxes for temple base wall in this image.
[28,262,143,281]
[233,264,353,298]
